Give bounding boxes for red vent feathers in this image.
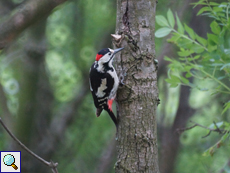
[96,54,103,61]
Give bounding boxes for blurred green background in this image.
[0,0,229,173]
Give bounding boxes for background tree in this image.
[156,1,210,172]
[156,1,230,173]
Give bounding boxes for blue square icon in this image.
[0,151,21,173]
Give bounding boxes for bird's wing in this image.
[89,64,114,108]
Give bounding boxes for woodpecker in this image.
[89,47,124,128]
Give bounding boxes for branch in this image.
[0,117,59,173]
[176,120,229,138]
[0,0,68,49]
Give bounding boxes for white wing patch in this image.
[96,78,107,97]
[89,78,93,91]
[89,68,93,91]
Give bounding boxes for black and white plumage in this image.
[89,47,124,128]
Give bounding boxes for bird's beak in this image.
[113,47,124,54]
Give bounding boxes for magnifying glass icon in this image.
[3,154,18,170]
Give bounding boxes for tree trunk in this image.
[114,0,159,172]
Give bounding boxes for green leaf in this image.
[170,83,179,88]
[224,122,230,131]
[196,35,207,46]
[207,45,217,52]
[167,32,181,43]
[222,101,230,115]
[180,76,189,84]
[193,55,201,60]
[207,33,218,45]
[209,2,220,6]
[165,74,181,88]
[167,9,175,28]
[210,21,221,35]
[164,56,173,62]
[191,44,205,53]
[156,15,169,27]
[213,7,223,13]
[221,133,230,142]
[184,65,193,72]
[192,0,206,8]
[197,6,211,15]
[177,38,193,49]
[170,75,181,83]
[155,27,172,38]
[184,24,195,40]
[178,50,194,57]
[185,72,192,78]
[176,13,184,34]
[165,78,173,84]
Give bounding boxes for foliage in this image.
[0,0,116,172]
[156,0,230,159]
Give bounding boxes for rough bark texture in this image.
[114,0,159,172]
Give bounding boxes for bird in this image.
[89,47,124,128]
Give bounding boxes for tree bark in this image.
[114,0,159,172]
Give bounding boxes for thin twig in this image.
[0,117,59,173]
[213,121,222,134]
[202,130,211,138]
[176,124,198,133]
[176,120,229,138]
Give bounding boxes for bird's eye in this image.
[109,53,112,55]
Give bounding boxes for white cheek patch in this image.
[100,54,110,63]
[96,78,107,97]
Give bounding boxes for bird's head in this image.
[95,47,124,64]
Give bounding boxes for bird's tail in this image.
[96,108,103,117]
[105,108,118,128]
